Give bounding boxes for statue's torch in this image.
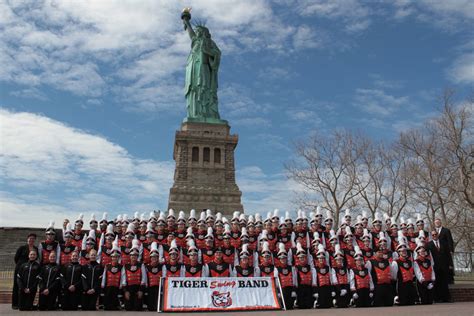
[181,7,191,30]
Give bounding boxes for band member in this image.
[275,243,297,310]
[38,251,61,310]
[414,240,435,305]
[99,212,108,237]
[167,209,177,233]
[145,242,163,311]
[292,210,310,250]
[59,224,75,267]
[16,250,41,311]
[155,213,168,245]
[98,224,115,267]
[222,225,238,266]
[163,240,183,277]
[81,249,103,310]
[121,224,137,265]
[101,240,122,310]
[89,213,100,240]
[278,217,293,251]
[121,243,146,311]
[175,211,188,248]
[360,229,374,261]
[206,209,215,229]
[294,242,316,309]
[232,245,256,277]
[141,222,156,265]
[195,212,208,249]
[391,237,417,306]
[201,227,215,264]
[342,226,356,269]
[38,221,60,265]
[72,214,86,249]
[208,247,231,277]
[80,230,96,266]
[350,246,374,307]
[181,227,197,265]
[247,216,258,251]
[371,212,384,248]
[60,251,83,310]
[257,242,275,277]
[367,245,394,306]
[331,245,350,308]
[187,209,198,233]
[183,240,209,277]
[313,244,333,308]
[137,216,148,243]
[230,212,242,250]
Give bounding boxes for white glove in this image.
[394,296,399,304]
[353,293,359,300]
[369,292,374,298]
[291,291,297,298]
[340,289,347,296]
[331,291,336,297]
[313,300,318,309]
[313,293,319,298]
[427,283,434,290]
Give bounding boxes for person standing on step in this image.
[38,251,61,310]
[81,249,103,310]
[60,250,83,310]
[12,233,38,310]
[16,250,41,311]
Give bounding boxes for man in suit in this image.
[427,230,452,302]
[433,218,455,283]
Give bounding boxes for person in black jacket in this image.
[434,218,455,283]
[81,249,103,310]
[12,233,38,309]
[38,251,61,310]
[427,230,452,302]
[16,250,41,311]
[61,251,83,310]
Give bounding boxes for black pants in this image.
[38,289,59,310]
[82,292,99,310]
[417,282,434,305]
[397,281,417,305]
[434,268,451,302]
[296,285,314,309]
[316,285,333,308]
[62,288,81,310]
[281,286,295,310]
[11,269,19,308]
[353,288,371,307]
[147,286,159,311]
[18,288,37,311]
[104,286,120,310]
[124,286,143,311]
[373,283,393,306]
[335,285,350,308]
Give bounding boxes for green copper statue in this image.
[181,8,227,124]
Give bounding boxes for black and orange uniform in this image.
[145,262,163,311]
[71,230,85,249]
[38,261,61,310]
[350,266,373,307]
[120,244,133,266]
[164,262,182,277]
[195,230,207,249]
[122,263,146,311]
[214,233,224,248]
[415,256,435,304]
[314,262,332,308]
[332,266,350,308]
[175,230,187,248]
[222,245,236,265]
[294,261,315,309]
[361,246,373,262]
[230,230,242,250]
[80,248,92,266]
[233,265,255,277]
[276,265,296,310]
[60,260,83,310]
[155,232,167,246]
[370,230,381,248]
[293,229,309,250]
[343,247,357,269]
[141,241,153,265]
[81,260,103,310]
[247,233,258,251]
[259,263,275,277]
[99,245,113,267]
[267,230,278,252]
[201,247,215,265]
[59,241,75,266]
[369,257,393,306]
[184,262,207,277]
[16,259,41,310]
[101,262,122,310]
[277,233,293,251]
[39,239,59,265]
[208,261,231,277]
[393,257,417,305]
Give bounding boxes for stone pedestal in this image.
[167,122,244,216]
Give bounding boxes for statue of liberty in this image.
[181,8,226,124]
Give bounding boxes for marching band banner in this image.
[161,277,282,312]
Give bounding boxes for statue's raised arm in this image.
[181,8,195,39]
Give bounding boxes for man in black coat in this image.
[427,230,452,302]
[12,233,38,309]
[433,218,455,283]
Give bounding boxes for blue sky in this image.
[1,0,473,227]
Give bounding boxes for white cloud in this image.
[447,53,474,84]
[353,88,410,116]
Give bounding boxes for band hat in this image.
[45,220,55,234]
[177,211,186,223]
[315,206,323,217]
[64,223,73,237]
[168,208,176,219]
[279,217,287,227]
[296,242,306,256]
[264,211,271,223]
[259,229,268,241]
[133,211,139,222]
[185,227,194,239]
[277,242,287,258]
[344,208,351,218]
[145,222,155,234]
[345,226,353,236]
[169,239,179,254]
[240,243,250,258]
[361,210,368,220]
[75,213,84,224]
[355,215,363,226]
[100,212,108,223]
[205,209,215,219]
[316,244,326,257]
[354,245,363,258]
[111,236,121,255]
[324,210,333,223]
[362,228,371,240]
[87,229,96,241]
[89,213,97,224]
[254,213,263,225]
[105,224,115,237]
[399,217,407,227]
[149,211,157,221]
[187,239,198,254]
[272,208,279,219]
[239,213,247,224]
[241,227,249,238]
[416,213,424,225]
[415,238,426,253]
[116,214,123,223]
[198,211,206,224]
[295,209,303,222]
[378,231,387,241]
[311,232,321,244]
[139,213,147,225]
[383,213,390,223]
[261,241,271,255]
[158,212,166,224]
[150,241,159,257]
[334,244,344,258]
[223,224,231,238]
[130,237,140,254]
[329,229,338,242]
[205,227,214,239]
[125,223,136,236]
[189,209,197,220]
[407,218,414,228]
[285,211,292,222]
[247,215,255,226]
[231,211,240,222]
[122,214,129,224]
[390,216,398,228]
[372,212,382,224]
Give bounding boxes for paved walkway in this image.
[1,302,473,315]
